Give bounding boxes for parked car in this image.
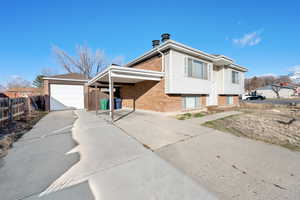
[242,94,265,100]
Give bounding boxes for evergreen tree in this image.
[32,75,44,88]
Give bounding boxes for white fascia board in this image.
[87,68,110,86]
[88,66,164,86]
[123,40,243,69]
[110,66,164,75]
[167,40,217,60]
[111,73,162,81]
[229,64,248,72]
[43,77,88,82]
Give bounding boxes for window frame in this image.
[186,57,210,80]
[226,96,234,105]
[231,70,239,84]
[182,95,201,110]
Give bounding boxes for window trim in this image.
[182,95,202,110]
[185,56,210,80]
[231,70,239,84]
[226,96,234,105]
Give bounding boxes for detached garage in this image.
[43,73,88,111]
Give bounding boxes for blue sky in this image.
[1,0,300,85]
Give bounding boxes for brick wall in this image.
[121,79,182,112]
[130,55,162,71]
[218,95,239,106]
[43,80,49,95]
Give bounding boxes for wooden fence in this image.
[0,95,46,127]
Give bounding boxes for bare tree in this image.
[276,75,292,84]
[245,75,293,93]
[7,76,31,89]
[271,84,281,98]
[0,84,6,92]
[41,67,56,76]
[53,45,107,79]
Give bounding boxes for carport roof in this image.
[87,65,164,86]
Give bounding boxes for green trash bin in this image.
[99,99,109,110]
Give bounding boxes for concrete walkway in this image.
[187,111,241,124]
[40,110,216,200]
[0,111,93,200]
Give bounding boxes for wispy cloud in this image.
[10,75,21,79]
[233,31,262,47]
[288,65,300,73]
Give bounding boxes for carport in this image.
[87,65,164,121]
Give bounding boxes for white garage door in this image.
[50,84,84,111]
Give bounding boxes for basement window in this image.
[182,96,200,110]
[226,96,234,105]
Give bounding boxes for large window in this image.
[186,58,209,80]
[232,71,239,84]
[182,96,200,110]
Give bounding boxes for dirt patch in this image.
[204,108,300,151]
[0,111,48,158]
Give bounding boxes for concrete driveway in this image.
[0,110,94,200]
[0,110,216,200]
[42,110,216,200]
[2,109,300,199]
[113,110,300,200]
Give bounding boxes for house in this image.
[4,87,43,98]
[88,33,247,119]
[256,84,296,98]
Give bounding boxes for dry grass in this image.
[176,112,206,120]
[203,107,300,151]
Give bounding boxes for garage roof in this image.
[43,73,89,82]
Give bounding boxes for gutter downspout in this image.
[157,48,165,72]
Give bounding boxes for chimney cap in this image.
[152,40,160,48]
[161,33,171,42]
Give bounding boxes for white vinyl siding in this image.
[186,58,209,80]
[232,71,239,84]
[182,96,200,110]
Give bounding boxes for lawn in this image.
[203,107,300,151]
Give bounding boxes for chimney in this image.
[152,40,160,48]
[161,33,170,42]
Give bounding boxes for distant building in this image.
[4,88,43,98]
[256,85,296,99]
[289,71,300,83]
[0,93,9,98]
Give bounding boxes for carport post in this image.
[109,71,114,122]
[95,84,99,116]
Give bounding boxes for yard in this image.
[204,104,300,151]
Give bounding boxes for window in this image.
[186,58,209,80]
[232,71,239,84]
[226,96,233,105]
[182,96,200,110]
